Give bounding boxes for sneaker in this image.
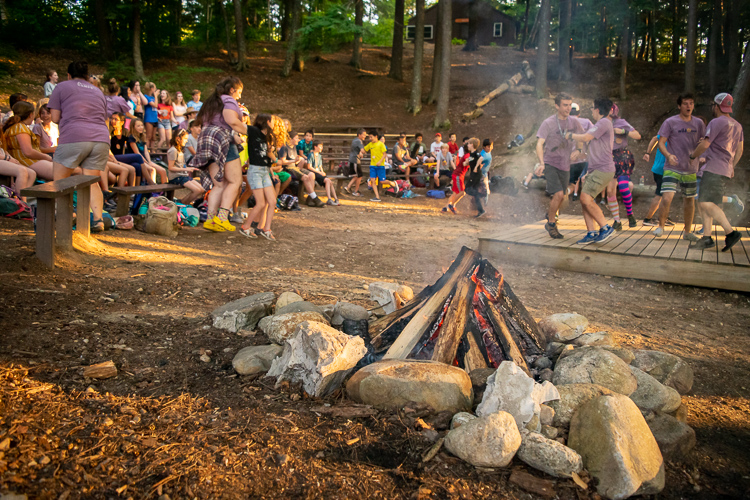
[352,192,362,197]
[571,193,579,202]
[343,186,352,195]
[475,210,486,218]
[230,212,244,224]
[642,218,656,226]
[612,221,623,231]
[696,227,704,235]
[628,215,637,228]
[683,232,700,242]
[690,236,715,249]
[91,220,105,233]
[577,231,598,245]
[215,216,236,232]
[371,198,381,202]
[722,230,742,252]
[203,217,226,232]
[260,230,276,241]
[313,197,325,208]
[331,199,340,206]
[595,225,615,243]
[653,227,664,237]
[441,206,449,213]
[326,199,335,206]
[239,227,257,239]
[665,218,675,226]
[449,204,457,214]
[306,196,316,207]
[545,222,564,239]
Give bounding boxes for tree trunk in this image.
[598,5,608,58]
[671,0,679,63]
[732,43,750,122]
[620,0,629,100]
[389,0,405,81]
[684,0,698,94]
[169,0,181,47]
[535,0,551,98]
[528,4,541,48]
[463,0,479,51]
[558,0,571,81]
[727,0,740,83]
[94,0,114,60]
[708,0,722,97]
[650,5,657,63]
[519,0,531,52]
[281,0,300,77]
[233,0,247,70]
[427,0,444,104]
[433,0,452,129]
[281,0,292,41]
[133,0,145,80]
[350,0,364,69]
[408,0,425,115]
[220,0,235,62]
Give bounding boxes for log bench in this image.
[20,175,100,268]
[111,184,178,217]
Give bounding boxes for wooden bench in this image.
[110,184,178,217]
[21,175,100,268]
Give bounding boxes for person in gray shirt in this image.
[344,128,366,196]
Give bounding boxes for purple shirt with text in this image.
[586,117,615,173]
[48,79,109,145]
[657,115,706,174]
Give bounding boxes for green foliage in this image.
[103,59,136,83]
[294,5,362,54]
[148,66,222,92]
[364,19,395,47]
[452,38,466,45]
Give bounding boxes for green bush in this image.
[149,66,222,92]
[295,5,363,54]
[451,38,466,45]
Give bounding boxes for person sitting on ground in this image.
[433,143,455,187]
[167,129,204,204]
[185,118,201,165]
[279,132,321,207]
[392,133,418,178]
[239,113,279,241]
[32,104,57,154]
[410,133,427,163]
[297,130,314,159]
[0,145,37,202]
[156,89,176,149]
[105,79,135,120]
[429,133,444,160]
[344,128,366,196]
[305,140,339,206]
[187,90,203,112]
[127,118,168,184]
[364,131,387,202]
[172,91,188,131]
[44,69,58,98]
[606,103,641,229]
[2,101,55,181]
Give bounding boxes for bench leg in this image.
[115,193,130,217]
[36,198,55,268]
[336,178,346,195]
[165,190,175,201]
[76,186,91,238]
[56,194,73,250]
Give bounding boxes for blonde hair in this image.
[144,82,156,96]
[468,138,480,151]
[130,118,147,143]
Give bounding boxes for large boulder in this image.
[212,292,275,333]
[629,366,682,413]
[548,383,614,428]
[331,302,369,327]
[538,313,588,343]
[261,311,330,344]
[232,344,284,375]
[517,431,583,478]
[647,413,696,461]
[631,350,694,394]
[275,301,323,316]
[267,321,366,397]
[444,412,522,468]
[571,331,615,347]
[568,394,665,499]
[346,359,473,413]
[369,282,414,314]
[476,361,559,429]
[553,348,638,396]
[276,291,304,309]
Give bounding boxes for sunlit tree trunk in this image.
[281,0,301,77]
[650,5,657,63]
[598,4,607,58]
[732,44,750,122]
[219,1,235,63]
[408,0,425,115]
[708,0,723,97]
[620,0,629,100]
[684,0,698,94]
[94,0,114,60]
[535,0,551,98]
[519,0,531,52]
[389,0,405,81]
[433,0,452,129]
[427,0,444,104]
[726,0,740,83]
[233,0,247,70]
[671,0,679,63]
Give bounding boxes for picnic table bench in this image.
[111,184,178,216]
[21,175,100,268]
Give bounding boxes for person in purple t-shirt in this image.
[689,93,744,252]
[535,92,583,239]
[606,103,641,229]
[568,103,591,200]
[565,97,616,245]
[48,60,110,232]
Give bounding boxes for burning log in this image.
[431,276,476,365]
[481,293,531,376]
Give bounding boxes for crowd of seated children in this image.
[305,140,340,206]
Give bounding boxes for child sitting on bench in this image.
[167,129,205,204]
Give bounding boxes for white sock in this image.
[308,192,317,199]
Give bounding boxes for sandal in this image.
[260,230,276,241]
[239,227,257,239]
[91,219,105,233]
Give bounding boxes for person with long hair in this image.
[605,103,641,230]
[128,81,147,121]
[188,76,248,232]
[32,104,57,154]
[127,118,167,184]
[142,82,158,149]
[172,91,188,131]
[167,129,204,204]
[105,79,135,120]
[156,89,175,149]
[43,69,58,97]
[239,114,278,240]
[110,113,143,183]
[3,101,55,180]
[48,60,110,231]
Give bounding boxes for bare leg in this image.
[658,191,675,230]
[548,190,565,223]
[206,163,224,216]
[0,161,36,201]
[242,188,267,231]
[646,195,662,219]
[699,201,733,234]
[220,159,242,211]
[580,192,606,231]
[683,197,695,233]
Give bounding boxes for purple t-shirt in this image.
[611,118,634,151]
[656,115,706,174]
[207,95,241,131]
[536,115,583,172]
[586,117,615,173]
[573,117,593,162]
[105,95,130,117]
[48,79,109,145]
[700,116,744,178]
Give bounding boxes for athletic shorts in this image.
[452,170,465,194]
[246,165,273,189]
[582,169,614,198]
[55,142,109,171]
[569,162,587,184]
[653,173,663,196]
[544,164,569,195]
[348,161,363,178]
[370,165,386,182]
[302,169,327,187]
[284,166,304,181]
[275,170,291,183]
[697,171,726,204]
[661,169,697,197]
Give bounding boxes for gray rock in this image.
[571,331,615,347]
[524,413,541,433]
[553,348,638,396]
[647,413,696,461]
[600,346,636,364]
[548,383,615,428]
[539,404,555,426]
[556,344,576,361]
[232,344,284,375]
[212,292,275,333]
[258,316,272,332]
[533,356,552,370]
[541,425,559,439]
[346,359,473,413]
[631,350,694,394]
[546,341,565,358]
[629,366,682,413]
[451,412,477,429]
[321,303,336,319]
[517,431,583,478]
[267,321,366,397]
[668,404,688,423]
[568,394,665,499]
[539,313,589,342]
[444,412,522,468]
[332,302,369,326]
[275,301,323,316]
[469,367,496,390]
[538,368,554,382]
[369,282,414,314]
[262,311,330,344]
[276,291,304,309]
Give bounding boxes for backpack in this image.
[426,189,446,199]
[141,196,180,237]
[0,185,32,220]
[278,194,299,210]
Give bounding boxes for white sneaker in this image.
[653,227,664,237]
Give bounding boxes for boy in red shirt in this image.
[447,133,459,156]
[442,139,472,213]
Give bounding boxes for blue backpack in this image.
[426,189,446,199]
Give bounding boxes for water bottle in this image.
[639,175,645,186]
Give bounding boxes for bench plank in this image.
[110,184,179,195]
[21,175,100,199]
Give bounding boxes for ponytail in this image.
[196,76,243,126]
[107,78,119,95]
[3,102,35,134]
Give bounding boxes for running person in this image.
[608,104,641,229]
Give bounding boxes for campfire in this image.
[367,247,547,375]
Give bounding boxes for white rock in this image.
[629,366,683,413]
[232,344,284,375]
[517,431,583,478]
[538,313,588,342]
[276,291,304,309]
[548,383,614,428]
[451,412,477,429]
[262,311,330,344]
[274,301,323,316]
[368,282,414,314]
[211,292,275,333]
[476,361,560,429]
[267,321,366,397]
[444,412,522,468]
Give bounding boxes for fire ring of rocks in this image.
[215,247,695,500]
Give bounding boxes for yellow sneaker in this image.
[203,217,226,232]
[215,216,236,232]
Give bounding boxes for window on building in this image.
[406,25,434,40]
[493,23,503,38]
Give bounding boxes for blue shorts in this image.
[157,119,172,129]
[226,144,240,163]
[247,165,273,189]
[169,176,192,186]
[369,165,386,182]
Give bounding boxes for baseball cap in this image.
[435,132,442,137]
[570,103,580,115]
[714,93,733,113]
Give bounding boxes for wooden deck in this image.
[478,215,750,292]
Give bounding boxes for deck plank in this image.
[654,226,685,260]
[640,224,676,257]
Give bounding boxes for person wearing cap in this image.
[653,93,705,240]
[180,107,197,131]
[536,92,584,238]
[688,93,744,252]
[429,133,444,159]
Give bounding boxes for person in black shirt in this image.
[239,113,278,241]
[109,112,144,185]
